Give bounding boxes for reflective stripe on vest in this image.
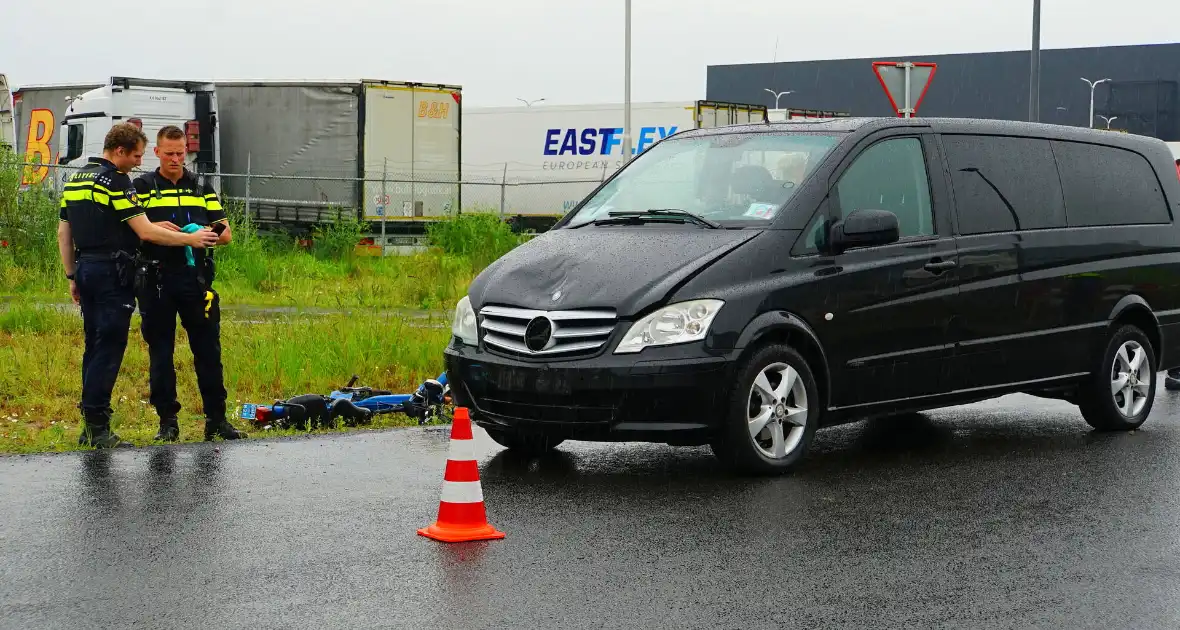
[62,180,136,211]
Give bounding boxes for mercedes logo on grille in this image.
[523,316,554,352]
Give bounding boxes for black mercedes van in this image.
[444,116,1180,475]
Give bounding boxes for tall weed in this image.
[0,148,63,293]
[427,211,525,269]
[311,210,366,264]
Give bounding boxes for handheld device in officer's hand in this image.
[211,223,226,236]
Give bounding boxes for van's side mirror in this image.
[828,208,900,254]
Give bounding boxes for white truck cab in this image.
[0,74,14,151]
[58,76,220,181]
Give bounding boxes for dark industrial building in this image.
[706,42,1180,141]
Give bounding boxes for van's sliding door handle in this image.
[923,259,957,272]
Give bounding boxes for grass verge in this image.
[0,150,541,454]
[3,207,526,312]
[0,303,453,454]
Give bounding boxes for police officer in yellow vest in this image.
[57,123,220,448]
[132,125,247,442]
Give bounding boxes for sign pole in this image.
[622,0,632,160]
[1030,0,1042,122]
[903,63,912,118]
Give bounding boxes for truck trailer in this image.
[10,81,103,185]
[214,79,462,227]
[459,100,767,219]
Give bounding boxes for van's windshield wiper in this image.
[590,208,721,229]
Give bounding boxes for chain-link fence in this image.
[18,159,613,229]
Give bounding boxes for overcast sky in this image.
[3,0,1178,106]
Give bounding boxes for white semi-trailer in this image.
[459,100,769,218]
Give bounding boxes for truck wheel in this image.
[1078,324,1157,432]
[711,343,819,476]
[484,427,564,454]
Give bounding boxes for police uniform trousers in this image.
[136,265,228,422]
[77,255,137,418]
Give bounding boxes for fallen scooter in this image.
[239,372,451,431]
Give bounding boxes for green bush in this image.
[0,148,64,293]
[311,210,366,263]
[426,210,524,269]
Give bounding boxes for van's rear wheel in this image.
[711,344,819,475]
[484,427,564,454]
[1078,324,1157,431]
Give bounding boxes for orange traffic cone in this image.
[418,407,506,543]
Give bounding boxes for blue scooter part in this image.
[338,393,413,414]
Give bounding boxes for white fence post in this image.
[381,158,388,257]
[499,162,508,217]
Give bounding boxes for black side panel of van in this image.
[1036,139,1177,373]
[939,133,1070,390]
[941,131,1180,389]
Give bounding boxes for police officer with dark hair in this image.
[133,124,247,442]
[57,123,219,448]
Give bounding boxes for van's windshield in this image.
[565,131,844,227]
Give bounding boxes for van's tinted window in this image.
[941,135,1066,234]
[1051,140,1171,226]
[835,137,933,238]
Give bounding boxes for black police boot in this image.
[1166,370,1180,391]
[78,412,133,449]
[204,416,247,441]
[154,417,180,442]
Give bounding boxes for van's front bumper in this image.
[443,341,734,444]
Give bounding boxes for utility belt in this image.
[134,255,216,297]
[76,250,138,288]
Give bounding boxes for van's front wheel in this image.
[1078,324,1157,431]
[711,344,819,475]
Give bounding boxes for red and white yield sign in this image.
[872,61,937,118]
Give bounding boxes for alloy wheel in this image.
[747,362,808,459]
[1111,340,1151,418]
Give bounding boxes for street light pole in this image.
[1030,0,1041,122]
[516,97,545,107]
[763,88,794,109]
[1081,77,1111,128]
[1098,115,1118,129]
[622,0,633,161]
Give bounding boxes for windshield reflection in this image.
[566,132,844,228]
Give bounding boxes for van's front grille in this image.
[479,305,617,358]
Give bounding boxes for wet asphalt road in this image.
[5,386,1180,629]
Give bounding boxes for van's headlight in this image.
[451,295,478,345]
[615,299,724,354]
